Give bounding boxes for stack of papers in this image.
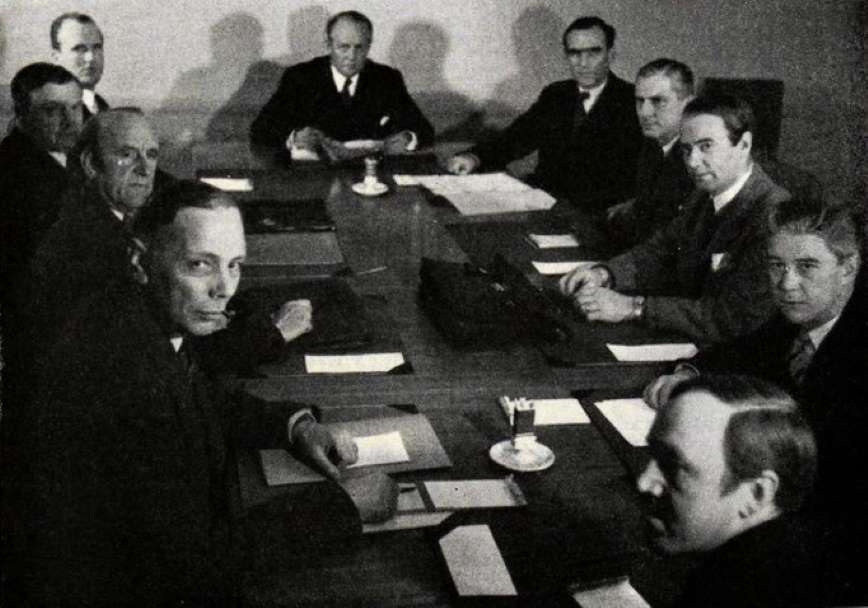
[394,172,556,216]
[606,343,698,362]
[572,577,650,608]
[594,398,656,447]
[199,177,254,192]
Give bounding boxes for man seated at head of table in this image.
[50,12,107,118]
[250,10,434,164]
[605,58,696,250]
[559,92,791,345]
[446,16,642,212]
[13,180,398,605]
[0,63,83,304]
[639,374,820,607]
[16,108,313,382]
[644,198,867,603]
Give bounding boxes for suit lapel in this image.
[705,165,769,255]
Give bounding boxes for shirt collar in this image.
[170,336,184,352]
[331,65,359,96]
[48,151,67,167]
[578,77,607,111]
[661,136,679,155]
[712,164,753,212]
[82,88,98,115]
[109,207,125,222]
[806,314,839,349]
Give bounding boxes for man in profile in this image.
[447,16,642,210]
[0,63,83,307]
[639,374,820,607]
[14,181,388,605]
[606,58,695,249]
[644,198,866,602]
[251,10,434,163]
[560,93,790,344]
[50,12,107,117]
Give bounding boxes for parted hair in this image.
[10,62,79,117]
[683,93,756,146]
[637,58,695,99]
[668,374,817,512]
[69,107,145,184]
[768,198,863,266]
[50,12,101,49]
[131,179,237,242]
[562,16,615,49]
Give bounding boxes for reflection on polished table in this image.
[181,145,690,606]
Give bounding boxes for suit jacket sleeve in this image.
[383,69,434,146]
[250,67,304,152]
[469,86,555,170]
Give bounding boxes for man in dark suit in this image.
[606,58,695,249]
[560,93,790,344]
[447,16,642,211]
[250,10,434,163]
[644,199,866,603]
[0,63,83,309]
[50,12,108,118]
[639,374,820,607]
[12,181,381,606]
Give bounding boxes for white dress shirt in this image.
[712,164,753,213]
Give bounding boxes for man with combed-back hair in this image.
[639,373,820,607]
[560,93,791,344]
[644,198,867,603]
[50,12,108,117]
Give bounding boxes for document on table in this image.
[439,525,517,596]
[199,177,254,192]
[346,431,410,468]
[532,260,597,276]
[304,352,405,373]
[594,398,657,447]
[527,233,580,249]
[393,173,556,215]
[499,397,589,425]
[446,190,557,216]
[394,172,530,193]
[572,577,650,608]
[606,343,698,362]
[424,478,526,510]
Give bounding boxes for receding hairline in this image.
[51,13,103,49]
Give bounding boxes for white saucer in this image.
[352,181,389,197]
[489,439,555,472]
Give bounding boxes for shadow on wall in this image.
[0,17,11,122]
[156,6,328,144]
[484,5,568,129]
[387,21,479,142]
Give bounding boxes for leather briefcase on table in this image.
[418,255,572,347]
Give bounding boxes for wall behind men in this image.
[0,0,864,201]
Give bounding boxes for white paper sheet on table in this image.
[499,397,589,425]
[199,177,253,192]
[532,260,597,275]
[424,479,525,510]
[445,190,556,215]
[527,233,580,249]
[439,525,517,596]
[394,172,531,193]
[572,578,650,608]
[594,398,656,447]
[304,352,405,373]
[346,431,410,468]
[606,343,698,362]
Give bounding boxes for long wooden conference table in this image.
[179,146,696,607]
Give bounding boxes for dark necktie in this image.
[573,91,590,132]
[788,332,815,386]
[341,77,353,108]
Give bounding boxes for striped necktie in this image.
[788,332,815,385]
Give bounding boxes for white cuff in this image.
[286,409,316,445]
[405,131,419,151]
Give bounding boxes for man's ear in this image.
[50,49,61,63]
[739,131,753,152]
[129,237,149,285]
[608,46,617,65]
[738,470,780,520]
[81,149,99,180]
[841,254,860,279]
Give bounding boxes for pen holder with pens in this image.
[489,397,555,472]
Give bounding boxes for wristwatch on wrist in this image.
[631,295,645,321]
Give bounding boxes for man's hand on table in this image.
[606,198,636,222]
[272,299,313,342]
[559,264,611,296]
[339,470,399,523]
[293,126,326,150]
[383,130,413,155]
[643,367,699,409]
[446,153,479,175]
[574,285,636,322]
[292,417,358,481]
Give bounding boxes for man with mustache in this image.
[605,58,695,249]
[560,93,790,344]
[447,15,642,211]
[50,12,108,118]
[251,10,434,163]
[638,374,820,607]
